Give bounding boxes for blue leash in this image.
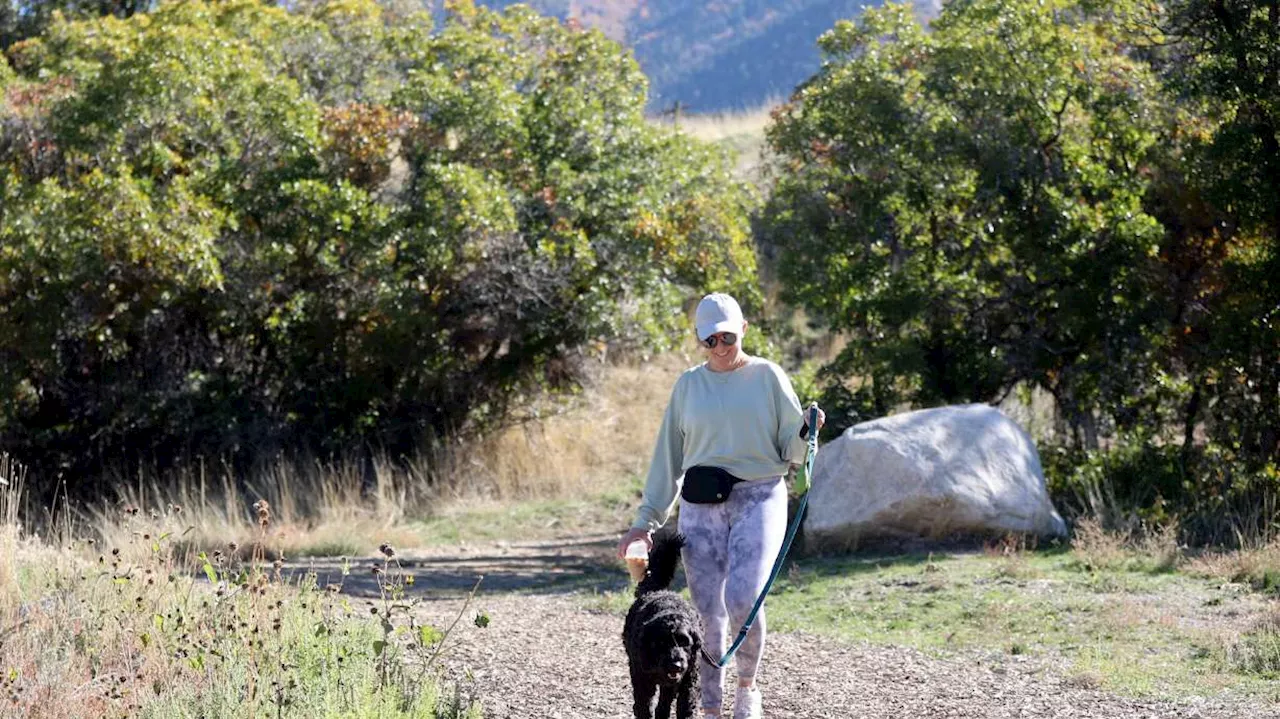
[706,404,819,668]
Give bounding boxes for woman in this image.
[617,292,824,719]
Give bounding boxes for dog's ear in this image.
[684,626,701,653]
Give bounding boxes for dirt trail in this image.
[296,534,1268,719]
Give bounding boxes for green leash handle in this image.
[709,403,820,668]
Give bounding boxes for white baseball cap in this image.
[694,293,745,341]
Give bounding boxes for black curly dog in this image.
[623,532,702,719]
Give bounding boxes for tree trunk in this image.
[1181,382,1202,466]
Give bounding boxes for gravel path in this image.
[414,593,1262,719]
[301,534,1273,718]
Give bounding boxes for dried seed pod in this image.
[252,500,272,529]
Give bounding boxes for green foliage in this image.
[1165,1,1280,240]
[1049,434,1187,526]
[766,0,1280,535]
[1147,1,1280,473]
[0,0,758,493]
[1,0,144,49]
[1045,434,1280,546]
[767,0,1170,429]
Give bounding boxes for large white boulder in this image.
[803,404,1066,549]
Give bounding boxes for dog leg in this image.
[656,685,675,719]
[630,664,656,719]
[676,664,699,719]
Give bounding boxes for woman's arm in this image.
[768,364,809,464]
[632,376,686,532]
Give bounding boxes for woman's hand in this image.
[617,527,653,559]
[805,405,826,433]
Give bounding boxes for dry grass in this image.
[0,493,483,718]
[1187,540,1280,592]
[659,102,780,186]
[670,102,778,144]
[1070,516,1130,570]
[982,533,1042,580]
[0,453,23,613]
[1070,516,1182,573]
[429,354,685,501]
[85,354,686,561]
[96,459,428,561]
[1217,609,1280,677]
[0,353,690,716]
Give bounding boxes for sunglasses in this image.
[702,332,738,349]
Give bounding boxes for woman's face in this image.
[702,322,747,372]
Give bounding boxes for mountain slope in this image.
[469,0,939,112]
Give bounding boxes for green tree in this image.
[1,0,149,50]
[1165,1,1280,243]
[1159,0,1280,465]
[765,0,1169,442]
[0,0,758,491]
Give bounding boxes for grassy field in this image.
[86,354,685,562]
[408,477,642,547]
[769,544,1279,700]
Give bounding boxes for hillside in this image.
[467,0,941,112]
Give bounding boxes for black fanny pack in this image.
[681,466,744,504]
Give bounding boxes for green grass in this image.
[763,547,1278,701]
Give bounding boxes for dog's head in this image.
[638,617,700,685]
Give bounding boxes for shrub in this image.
[0,0,759,497]
[1048,433,1280,547]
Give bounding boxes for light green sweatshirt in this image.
[632,355,808,532]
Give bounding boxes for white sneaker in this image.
[732,685,762,719]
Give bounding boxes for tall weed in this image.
[2,505,484,718]
[1071,516,1182,573]
[0,453,23,612]
[1188,541,1280,594]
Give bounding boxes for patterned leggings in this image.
[677,476,787,712]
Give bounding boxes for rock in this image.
[803,404,1066,549]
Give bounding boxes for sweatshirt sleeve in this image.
[632,376,685,532]
[771,364,808,464]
